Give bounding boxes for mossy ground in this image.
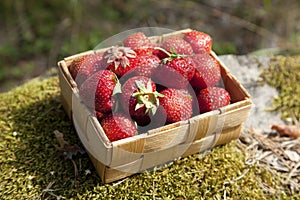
[0,68,298,199]
[261,55,300,120]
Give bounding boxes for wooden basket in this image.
[57,29,252,183]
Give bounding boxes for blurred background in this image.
[0,0,299,92]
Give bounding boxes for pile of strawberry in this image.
[69,30,231,142]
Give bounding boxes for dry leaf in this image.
[54,130,85,160]
[54,130,67,147]
[271,124,300,139]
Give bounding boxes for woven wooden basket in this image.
[57,29,252,183]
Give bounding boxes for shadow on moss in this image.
[0,77,102,199]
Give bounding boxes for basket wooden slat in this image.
[58,64,75,118]
[188,111,220,142]
[214,125,242,146]
[109,137,145,167]
[143,123,190,152]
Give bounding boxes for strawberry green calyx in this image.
[104,46,137,70]
[132,80,164,115]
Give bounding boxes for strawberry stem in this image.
[154,46,185,64]
[154,46,171,57]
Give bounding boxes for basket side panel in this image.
[109,137,146,167]
[103,158,143,183]
[85,116,112,166]
[143,123,189,153]
[140,144,184,171]
[88,153,106,182]
[214,125,242,146]
[58,62,75,119]
[221,67,250,103]
[72,93,89,138]
[221,103,252,128]
[182,124,242,158]
[93,124,243,183]
[188,111,219,142]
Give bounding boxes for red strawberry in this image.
[121,76,163,126]
[154,49,195,89]
[132,54,160,77]
[69,56,85,79]
[95,110,106,121]
[190,53,221,90]
[69,53,103,86]
[123,32,154,55]
[184,31,212,54]
[157,36,193,59]
[79,70,119,113]
[158,88,193,124]
[197,87,230,113]
[100,113,137,142]
[102,46,137,77]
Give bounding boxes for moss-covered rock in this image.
[0,70,296,199]
[261,55,300,121]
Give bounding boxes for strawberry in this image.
[69,53,103,86]
[79,70,119,113]
[102,46,137,77]
[184,30,212,54]
[189,53,221,90]
[156,36,193,59]
[100,113,137,142]
[197,87,230,113]
[158,88,193,124]
[123,32,154,55]
[132,54,160,77]
[94,110,106,121]
[121,76,163,126]
[69,56,85,79]
[154,48,195,89]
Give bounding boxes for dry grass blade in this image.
[40,181,66,200]
[224,168,250,185]
[248,128,292,170]
[286,161,300,181]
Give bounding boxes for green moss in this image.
[0,71,298,199]
[261,55,300,120]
